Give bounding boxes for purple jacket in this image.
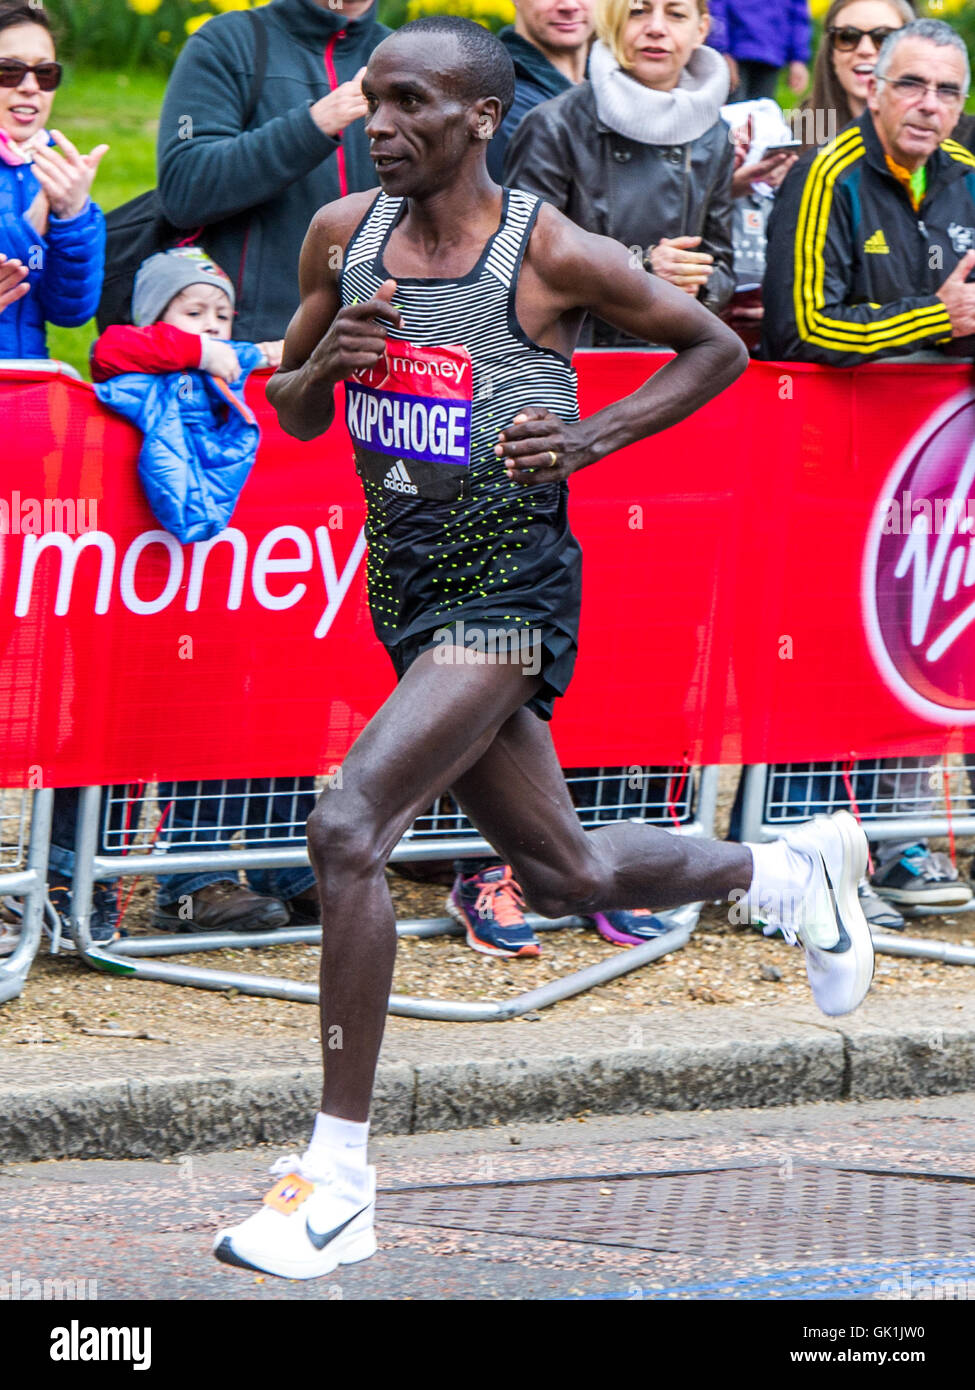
[708,0,812,67]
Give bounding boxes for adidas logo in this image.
[864,229,890,254]
[383,460,418,495]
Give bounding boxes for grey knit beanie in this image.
[132,247,236,326]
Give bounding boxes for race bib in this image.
[346,342,473,502]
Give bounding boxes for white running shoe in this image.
[763,811,875,1017]
[213,1154,377,1280]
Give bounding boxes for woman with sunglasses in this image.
[802,0,913,148]
[0,2,107,359]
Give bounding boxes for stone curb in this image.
[2,995,973,1162]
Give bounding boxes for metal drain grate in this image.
[378,1165,975,1262]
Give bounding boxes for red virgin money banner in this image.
[1,355,974,787]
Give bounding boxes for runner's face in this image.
[364,42,497,196]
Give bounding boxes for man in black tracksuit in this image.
[158,0,389,342]
[762,24,975,366]
[760,20,975,920]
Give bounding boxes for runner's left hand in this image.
[496,407,591,487]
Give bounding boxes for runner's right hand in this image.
[308,278,403,383]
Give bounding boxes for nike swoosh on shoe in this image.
[306,1205,371,1251]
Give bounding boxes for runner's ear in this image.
[470,97,502,144]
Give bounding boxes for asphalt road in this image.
[3,1093,975,1303]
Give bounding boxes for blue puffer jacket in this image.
[94,343,264,543]
[0,145,106,359]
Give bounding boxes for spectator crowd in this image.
[2,0,975,960]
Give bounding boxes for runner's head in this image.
[364,17,515,195]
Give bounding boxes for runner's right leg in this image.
[214,649,546,1279]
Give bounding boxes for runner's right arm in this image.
[268,193,402,441]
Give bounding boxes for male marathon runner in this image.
[214,15,874,1281]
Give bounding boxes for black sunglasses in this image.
[828,25,896,52]
[0,58,63,91]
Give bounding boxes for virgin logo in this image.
[353,350,392,392]
[863,392,975,723]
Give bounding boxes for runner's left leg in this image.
[450,707,872,1019]
[448,704,752,917]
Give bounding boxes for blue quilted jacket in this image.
[0,145,106,359]
[94,343,264,544]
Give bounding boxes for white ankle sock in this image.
[744,840,817,927]
[302,1112,370,1184]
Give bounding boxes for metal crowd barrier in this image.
[0,359,82,381]
[63,766,718,1017]
[0,363,85,1003]
[0,789,53,1004]
[738,758,975,966]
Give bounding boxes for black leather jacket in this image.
[503,80,735,344]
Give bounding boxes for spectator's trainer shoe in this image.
[447,866,541,957]
[764,812,874,1017]
[213,1156,376,1280]
[871,844,973,909]
[589,908,672,945]
[857,879,906,931]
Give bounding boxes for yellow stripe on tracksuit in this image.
[940,138,975,171]
[793,130,952,353]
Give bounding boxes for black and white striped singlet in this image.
[340,187,584,718]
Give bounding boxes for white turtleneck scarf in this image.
[588,38,730,146]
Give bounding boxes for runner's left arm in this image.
[499,208,748,486]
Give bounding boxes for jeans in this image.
[50,779,317,906]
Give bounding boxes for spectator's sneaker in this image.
[871,844,973,909]
[151,880,290,933]
[213,1154,376,1280]
[446,866,540,958]
[762,811,874,1017]
[857,879,906,931]
[589,909,672,946]
[47,874,125,949]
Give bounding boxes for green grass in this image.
[46,69,166,377]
